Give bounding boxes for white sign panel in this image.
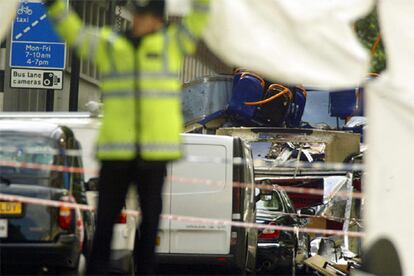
[11,68,63,89]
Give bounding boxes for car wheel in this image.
[256,258,275,275]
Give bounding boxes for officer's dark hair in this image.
[131,0,165,18]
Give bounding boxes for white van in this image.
[157,133,257,273]
[0,113,257,273]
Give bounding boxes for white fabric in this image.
[204,0,374,88]
[376,0,414,84]
[166,0,191,16]
[345,116,366,128]
[365,1,414,273]
[323,176,348,203]
[365,79,414,274]
[0,0,19,41]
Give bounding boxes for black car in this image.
[255,184,314,275]
[0,121,95,274]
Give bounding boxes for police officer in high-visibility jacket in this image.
[45,0,210,274]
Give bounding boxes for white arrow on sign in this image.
[14,13,48,40]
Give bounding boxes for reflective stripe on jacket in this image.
[48,0,210,161]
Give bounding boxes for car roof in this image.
[0,120,62,138]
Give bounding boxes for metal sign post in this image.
[9,0,66,93]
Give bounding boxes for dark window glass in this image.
[0,71,4,92]
[0,134,59,187]
[257,191,283,211]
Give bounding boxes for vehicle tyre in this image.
[256,258,275,275]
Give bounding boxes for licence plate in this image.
[0,201,22,215]
[0,219,7,238]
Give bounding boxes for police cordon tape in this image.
[167,176,363,200]
[0,146,365,171]
[0,159,94,174]
[0,146,82,157]
[0,159,364,199]
[0,193,364,238]
[0,158,362,222]
[185,156,364,172]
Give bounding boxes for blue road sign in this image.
[10,0,66,69]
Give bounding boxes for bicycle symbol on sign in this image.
[17,5,33,16]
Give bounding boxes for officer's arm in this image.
[45,0,112,71]
[176,0,210,56]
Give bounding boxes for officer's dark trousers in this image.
[86,159,166,275]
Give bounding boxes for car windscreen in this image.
[256,192,283,211]
[0,133,57,186]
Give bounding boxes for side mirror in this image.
[85,177,99,191]
[298,207,316,217]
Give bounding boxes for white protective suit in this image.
[204,0,375,88]
[365,0,414,274]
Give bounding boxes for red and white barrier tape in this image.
[0,193,364,238]
[0,160,98,175]
[0,160,363,199]
[0,146,82,157]
[0,147,365,172]
[168,176,364,200]
[0,192,94,212]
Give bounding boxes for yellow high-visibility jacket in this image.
[48,0,209,161]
